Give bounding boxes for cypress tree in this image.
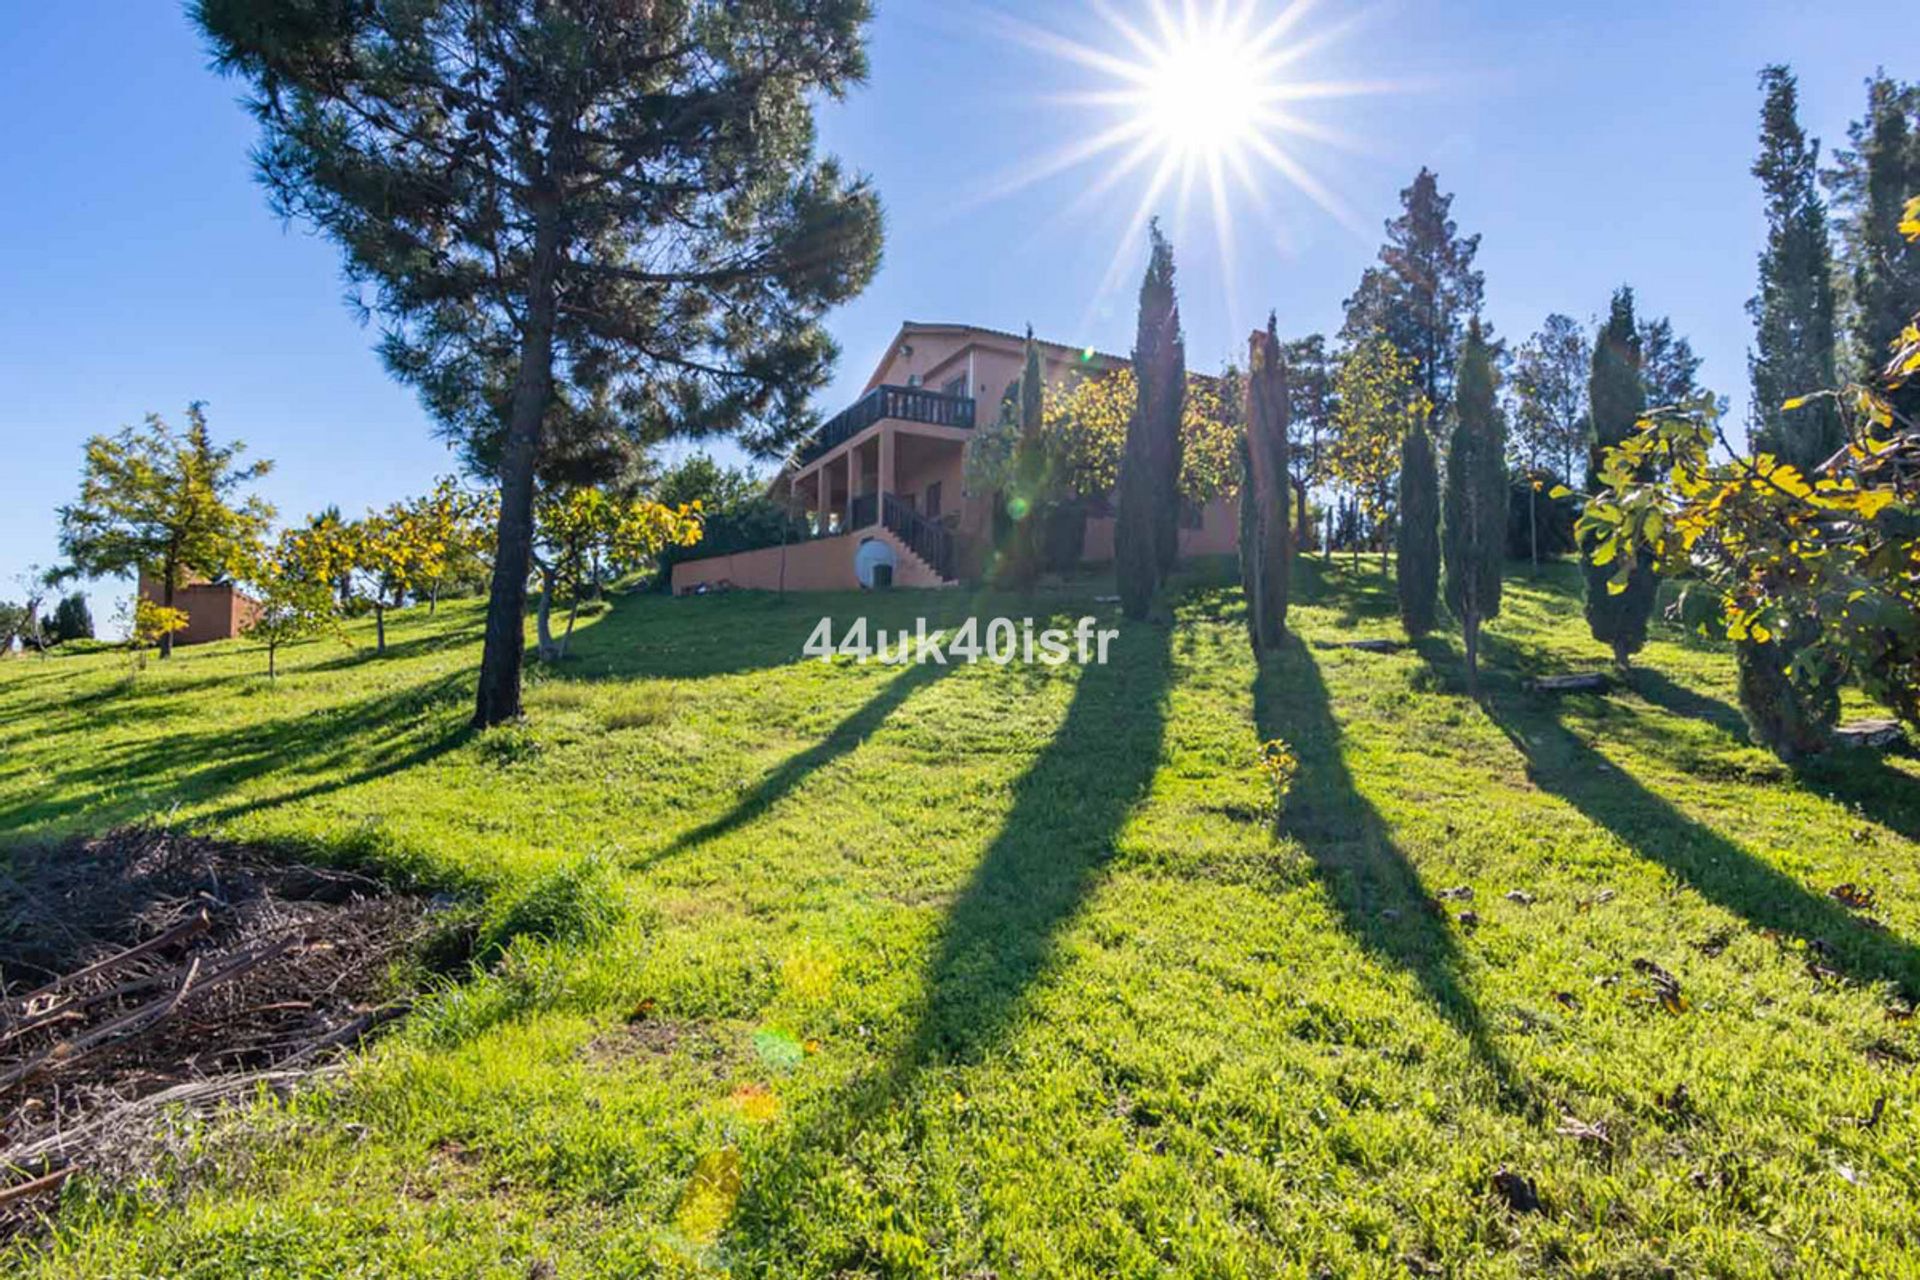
[1828,72,1920,421]
[1443,320,1504,695]
[1396,417,1439,638]
[1116,221,1184,617]
[1734,616,1842,761]
[1244,318,1291,652]
[999,330,1049,589]
[1747,65,1843,471]
[1581,288,1658,669]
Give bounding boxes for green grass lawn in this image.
[3,559,1918,1277]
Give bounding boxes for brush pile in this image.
[0,829,426,1232]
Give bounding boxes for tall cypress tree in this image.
[1581,288,1659,670]
[1244,317,1291,652]
[1116,220,1184,617]
[1396,417,1439,638]
[999,330,1049,589]
[1747,65,1843,471]
[1442,320,1505,695]
[1827,72,1920,420]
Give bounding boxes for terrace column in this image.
[878,426,895,504]
[845,448,857,528]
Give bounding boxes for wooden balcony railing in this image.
[798,384,976,465]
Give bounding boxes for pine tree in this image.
[1281,334,1333,548]
[1637,316,1707,408]
[1509,314,1590,567]
[1243,317,1291,652]
[1116,221,1184,617]
[1747,65,1843,471]
[197,0,883,725]
[1582,288,1658,669]
[1442,320,1505,694]
[1374,168,1485,417]
[1826,72,1920,421]
[1396,418,1439,638]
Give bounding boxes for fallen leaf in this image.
[1437,885,1475,902]
[1552,990,1581,1012]
[1457,910,1481,932]
[1555,1113,1611,1146]
[1829,883,1879,911]
[1503,889,1536,906]
[1490,1168,1543,1214]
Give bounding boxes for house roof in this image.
[857,321,1130,393]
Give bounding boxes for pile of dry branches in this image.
[0,829,426,1232]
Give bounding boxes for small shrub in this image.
[476,856,624,964]
[474,721,542,766]
[1258,738,1299,821]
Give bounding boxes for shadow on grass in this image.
[1254,633,1519,1097]
[0,672,473,841]
[1477,633,1920,999]
[726,619,1173,1263]
[642,658,954,866]
[1630,668,1920,846]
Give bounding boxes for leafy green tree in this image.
[242,534,345,680]
[1328,336,1428,573]
[1638,315,1708,409]
[1116,221,1185,617]
[1747,65,1843,470]
[198,0,883,726]
[1396,418,1439,638]
[1345,168,1485,417]
[56,403,274,659]
[1825,72,1919,420]
[1243,318,1290,652]
[1443,321,1505,695]
[532,489,702,659]
[49,593,94,644]
[1581,289,1658,669]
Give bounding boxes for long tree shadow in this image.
[891,618,1172,1071]
[1253,633,1518,1095]
[1629,667,1920,846]
[1477,634,1920,999]
[726,618,1174,1263]
[642,658,954,866]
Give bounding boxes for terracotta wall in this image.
[669,526,952,595]
[1081,496,1238,563]
[136,575,260,645]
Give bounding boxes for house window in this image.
[940,373,967,399]
[924,481,943,520]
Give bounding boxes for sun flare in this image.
[980,0,1406,328]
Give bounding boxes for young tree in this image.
[1281,334,1334,548]
[1396,418,1440,637]
[1243,318,1291,653]
[400,477,496,614]
[1442,321,1505,695]
[1116,221,1186,617]
[1747,65,1843,471]
[1825,72,1919,420]
[242,534,344,680]
[1509,314,1590,568]
[1581,289,1658,669]
[198,1,884,727]
[56,403,274,659]
[1328,336,1428,573]
[532,489,702,659]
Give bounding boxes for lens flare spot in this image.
[674,1147,742,1244]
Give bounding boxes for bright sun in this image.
[979,0,1403,328]
[1139,25,1270,160]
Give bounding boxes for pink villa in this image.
[669,322,1238,594]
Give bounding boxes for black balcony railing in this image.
[882,492,957,581]
[798,384,976,465]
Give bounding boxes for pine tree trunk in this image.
[473,206,562,728]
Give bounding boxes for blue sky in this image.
[0,0,1902,623]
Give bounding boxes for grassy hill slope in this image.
[2,560,1917,1276]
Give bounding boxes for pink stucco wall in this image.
[669,526,953,595]
[1081,497,1238,563]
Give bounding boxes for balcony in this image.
[798,384,976,465]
